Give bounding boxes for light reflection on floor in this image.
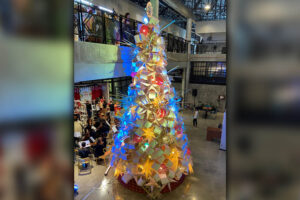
[74,111,226,200]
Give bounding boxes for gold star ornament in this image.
[142,127,156,142]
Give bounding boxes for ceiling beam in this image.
[159,6,169,15]
[193,0,202,11]
[162,0,197,20]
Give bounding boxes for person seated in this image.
[82,128,90,140]
[102,114,111,130]
[93,137,105,158]
[87,128,97,142]
[110,101,115,112]
[78,142,91,159]
[97,113,110,137]
[74,140,80,149]
[101,133,107,150]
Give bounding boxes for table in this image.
[203,105,213,111]
[206,127,222,141]
[202,105,213,119]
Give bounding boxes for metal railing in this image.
[74,3,137,45]
[191,42,227,54]
[73,2,188,53]
[73,2,226,55]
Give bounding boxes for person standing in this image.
[74,114,83,142]
[123,12,131,42]
[86,100,92,118]
[193,109,199,127]
[110,100,115,116]
[86,118,96,139]
[106,104,110,118]
[103,99,107,110]
[99,99,103,111]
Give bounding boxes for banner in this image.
[80,87,92,102]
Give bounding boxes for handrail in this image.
[73,2,226,54]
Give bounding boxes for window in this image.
[190,62,226,84]
[169,69,184,83]
[75,76,132,99]
[110,77,132,99]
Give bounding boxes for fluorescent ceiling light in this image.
[75,0,93,6]
[99,6,113,13]
[74,0,113,13]
[204,4,211,10]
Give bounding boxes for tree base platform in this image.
[118,174,185,194]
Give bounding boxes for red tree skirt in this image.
[118,174,185,194]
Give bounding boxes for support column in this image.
[106,82,110,101]
[185,18,192,104]
[181,68,186,108]
[185,18,192,89]
[150,0,159,18]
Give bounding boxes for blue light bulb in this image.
[143,17,149,24]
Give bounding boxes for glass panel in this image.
[105,15,120,45]
[191,62,226,84]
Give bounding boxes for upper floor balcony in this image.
[73,2,226,56]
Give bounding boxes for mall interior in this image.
[73,0,226,199]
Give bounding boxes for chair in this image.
[95,156,104,165]
[88,154,95,167]
[78,157,92,175]
[99,145,112,166]
[209,108,218,119]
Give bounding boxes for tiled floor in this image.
[74,110,226,200]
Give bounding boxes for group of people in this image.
[74,97,121,162]
[193,107,222,128]
[74,97,121,118]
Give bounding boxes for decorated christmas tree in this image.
[108,2,193,197]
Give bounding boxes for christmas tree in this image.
[109,2,193,196]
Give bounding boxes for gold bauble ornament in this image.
[162,136,168,143]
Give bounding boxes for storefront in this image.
[74,76,132,102]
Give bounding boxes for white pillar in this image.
[150,0,159,18]
[185,18,192,93]
[220,111,226,150]
[181,68,186,107]
[106,83,110,101]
